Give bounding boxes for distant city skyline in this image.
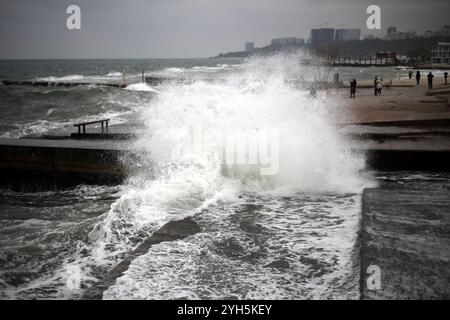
[241,24,449,53]
[0,0,449,59]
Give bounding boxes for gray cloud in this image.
[0,0,449,59]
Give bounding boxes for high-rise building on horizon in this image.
[295,38,305,45]
[387,26,397,36]
[310,28,335,47]
[245,42,254,52]
[440,25,450,37]
[334,28,361,42]
[271,37,297,47]
[385,27,417,41]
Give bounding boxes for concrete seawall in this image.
[0,138,127,191]
[2,137,450,190]
[360,186,450,299]
[83,217,201,300]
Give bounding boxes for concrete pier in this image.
[361,186,450,299]
[83,217,201,300]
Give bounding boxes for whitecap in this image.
[125,83,160,93]
[37,75,84,82]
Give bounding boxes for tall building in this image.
[440,25,450,37]
[385,27,417,41]
[424,26,450,38]
[387,26,397,35]
[271,37,297,47]
[310,28,335,47]
[245,42,254,52]
[334,29,361,42]
[424,30,435,38]
[295,38,305,45]
[432,42,450,64]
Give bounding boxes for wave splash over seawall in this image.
[97,53,369,246]
[99,54,371,299]
[5,54,373,299]
[133,53,368,193]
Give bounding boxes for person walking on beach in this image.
[416,71,421,85]
[408,70,413,79]
[334,73,340,89]
[427,72,434,90]
[376,78,383,95]
[374,76,378,96]
[445,72,448,85]
[350,79,357,98]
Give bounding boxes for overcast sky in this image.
[0,0,449,59]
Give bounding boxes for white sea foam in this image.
[104,194,362,299]
[125,83,160,93]
[106,72,122,77]
[37,75,84,82]
[78,53,373,300]
[157,64,239,77]
[164,67,185,73]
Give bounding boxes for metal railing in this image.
[74,119,110,134]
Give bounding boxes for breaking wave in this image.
[2,53,374,299]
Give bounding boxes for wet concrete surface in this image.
[83,217,201,300]
[361,178,450,299]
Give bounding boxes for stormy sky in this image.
[0,0,449,59]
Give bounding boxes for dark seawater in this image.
[0,185,122,299]
[0,58,242,137]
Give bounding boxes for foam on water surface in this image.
[104,193,362,299]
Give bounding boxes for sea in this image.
[0,56,443,299]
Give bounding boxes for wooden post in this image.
[141,68,145,83]
[122,68,127,87]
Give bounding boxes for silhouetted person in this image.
[374,76,378,96]
[350,79,357,98]
[310,84,317,98]
[445,72,448,85]
[408,71,413,79]
[427,72,434,89]
[334,73,340,89]
[416,71,421,85]
[376,78,383,95]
